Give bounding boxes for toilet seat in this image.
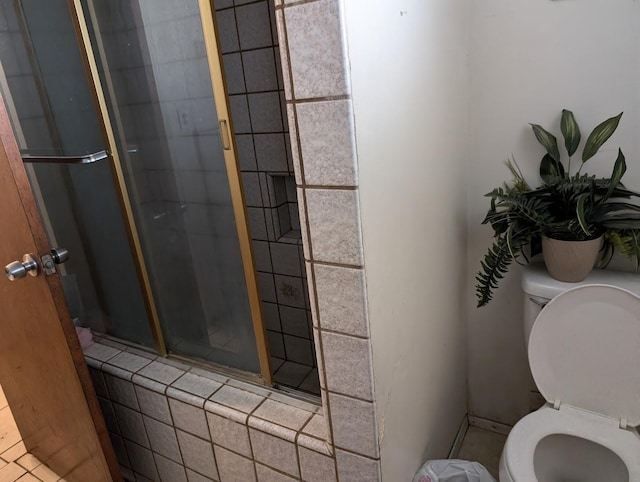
[501,284,640,481]
[501,406,640,481]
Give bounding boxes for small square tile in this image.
[186,468,215,482]
[285,0,349,98]
[283,334,313,366]
[154,453,187,482]
[16,453,40,471]
[335,450,380,482]
[249,208,269,241]
[297,100,357,186]
[209,385,265,413]
[107,352,153,373]
[17,471,42,482]
[0,441,26,462]
[262,302,281,331]
[251,399,312,431]
[124,441,158,481]
[301,413,326,440]
[31,463,60,482]
[256,463,298,481]
[0,462,26,481]
[270,243,301,277]
[109,433,131,468]
[98,397,120,435]
[313,264,368,336]
[298,369,320,396]
[216,8,239,54]
[279,306,309,338]
[144,416,182,463]
[171,373,223,400]
[135,386,172,425]
[243,48,278,92]
[243,172,263,207]
[214,446,256,482]
[321,332,373,400]
[229,95,252,134]
[248,93,283,133]
[299,446,336,482]
[222,53,246,94]
[138,361,185,385]
[253,241,273,273]
[267,331,286,359]
[273,361,311,388]
[236,2,273,50]
[114,404,149,448]
[274,275,305,309]
[89,367,108,398]
[84,342,120,362]
[169,398,210,440]
[105,375,140,411]
[250,428,299,477]
[206,412,252,457]
[176,430,219,481]
[305,189,363,265]
[328,393,378,458]
[236,134,257,170]
[254,134,288,173]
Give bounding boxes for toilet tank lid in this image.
[522,263,640,300]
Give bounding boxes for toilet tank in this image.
[522,263,640,346]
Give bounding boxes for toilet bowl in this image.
[499,283,640,481]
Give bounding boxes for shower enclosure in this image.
[0,0,318,394]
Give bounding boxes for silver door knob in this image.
[5,254,39,281]
[51,248,69,264]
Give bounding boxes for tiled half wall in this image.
[88,0,382,479]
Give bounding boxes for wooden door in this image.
[0,94,119,480]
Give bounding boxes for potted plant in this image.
[476,109,640,307]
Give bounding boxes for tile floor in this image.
[272,359,320,395]
[0,386,66,482]
[457,426,508,479]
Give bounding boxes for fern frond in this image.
[476,236,519,307]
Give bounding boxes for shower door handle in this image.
[5,254,39,281]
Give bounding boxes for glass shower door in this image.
[82,0,262,373]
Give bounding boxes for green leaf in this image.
[605,149,627,201]
[582,112,623,162]
[530,124,561,161]
[539,153,565,184]
[561,109,581,157]
[576,193,592,236]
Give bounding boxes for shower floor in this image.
[272,358,320,396]
[0,385,67,481]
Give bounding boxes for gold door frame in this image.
[65,0,272,383]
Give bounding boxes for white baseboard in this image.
[448,415,470,458]
[468,415,512,436]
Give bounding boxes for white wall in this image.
[343,1,470,479]
[467,0,640,425]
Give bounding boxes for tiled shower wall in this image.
[87,0,382,480]
[213,0,319,393]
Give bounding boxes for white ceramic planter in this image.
[542,235,603,282]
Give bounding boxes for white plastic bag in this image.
[412,459,497,482]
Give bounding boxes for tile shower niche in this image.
[216,0,319,395]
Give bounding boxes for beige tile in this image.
[124,440,158,480]
[321,332,374,401]
[457,426,507,479]
[0,462,26,481]
[274,10,292,101]
[143,416,182,463]
[297,100,357,186]
[176,430,218,481]
[297,189,310,261]
[206,412,251,457]
[15,453,40,471]
[171,373,223,400]
[299,446,336,482]
[83,343,120,362]
[31,463,60,482]
[0,407,21,454]
[0,441,26,463]
[285,0,349,99]
[214,446,256,482]
[328,393,378,458]
[106,352,152,373]
[138,361,185,385]
[185,468,215,482]
[313,264,368,337]
[113,404,149,448]
[249,429,299,478]
[301,414,326,440]
[251,399,313,432]
[169,398,210,440]
[154,453,187,482]
[255,463,297,482]
[335,450,380,482]
[209,385,264,413]
[305,189,363,266]
[16,473,40,481]
[104,374,139,411]
[135,385,172,425]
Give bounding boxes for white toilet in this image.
[499,265,640,481]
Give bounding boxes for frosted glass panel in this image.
[85,0,260,372]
